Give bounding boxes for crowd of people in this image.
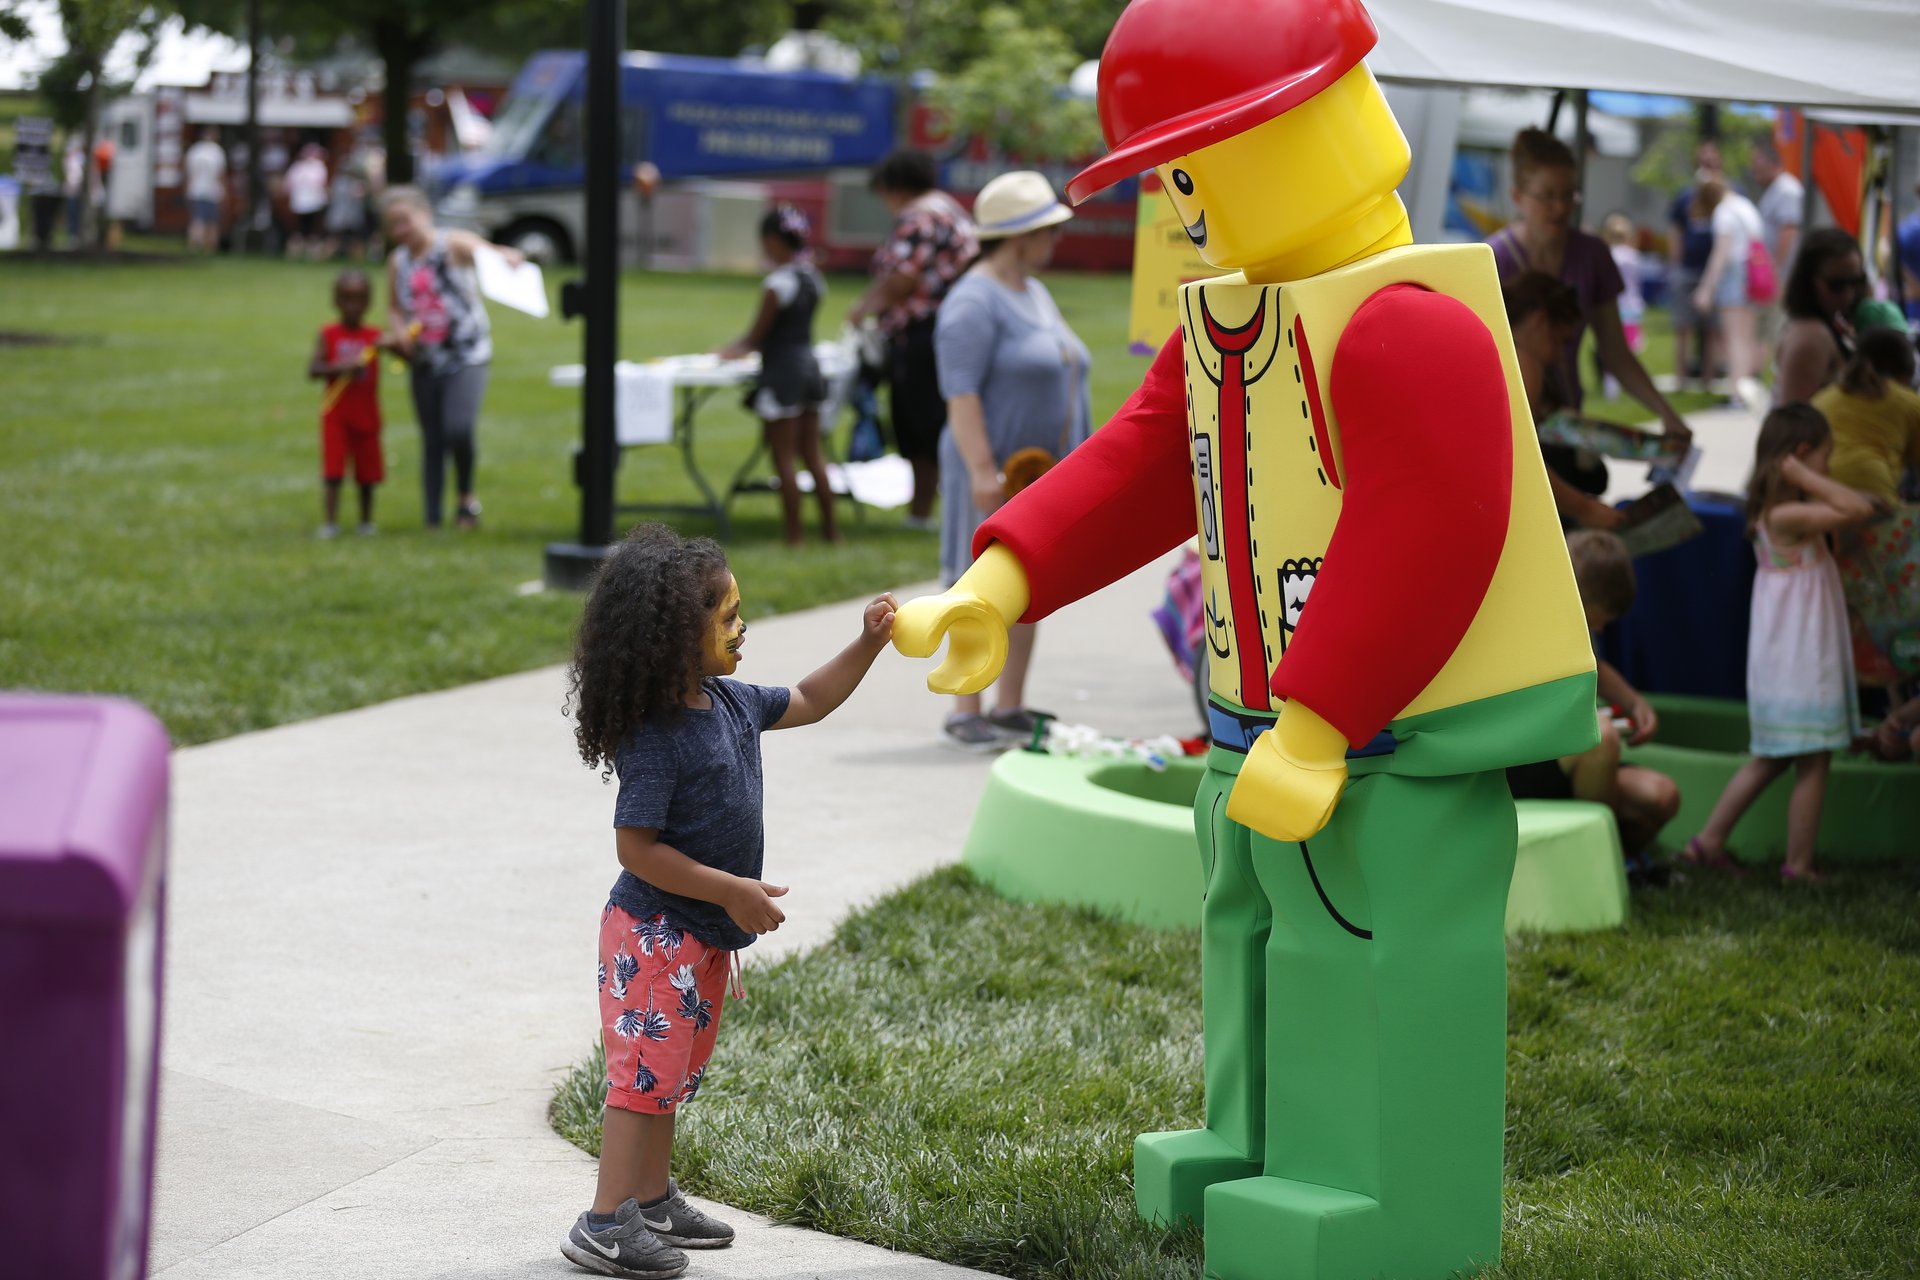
[1486,124,1920,886]
[285,124,1920,822]
[179,126,378,260]
[710,148,1092,751]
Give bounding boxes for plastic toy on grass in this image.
[1021,712,1203,771]
[892,0,1597,1275]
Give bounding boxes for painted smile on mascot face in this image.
[1168,166,1206,249]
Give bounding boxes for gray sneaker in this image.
[984,708,1041,743]
[561,1199,688,1278]
[634,1180,736,1249]
[943,713,1008,753]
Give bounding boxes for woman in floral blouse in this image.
[849,150,979,527]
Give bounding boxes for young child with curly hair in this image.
[560,523,895,1278]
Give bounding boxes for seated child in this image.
[1862,693,1920,760]
[307,269,387,538]
[1504,272,1623,531]
[1506,530,1681,880]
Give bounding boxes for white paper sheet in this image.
[472,245,550,319]
[614,361,675,445]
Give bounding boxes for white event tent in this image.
[1364,0,1920,116]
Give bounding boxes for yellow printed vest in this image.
[1182,243,1594,733]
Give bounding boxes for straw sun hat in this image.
[972,170,1074,241]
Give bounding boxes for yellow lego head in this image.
[1067,0,1411,280]
[1153,66,1411,278]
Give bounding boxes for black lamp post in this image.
[545,0,624,589]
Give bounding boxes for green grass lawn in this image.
[552,865,1920,1280]
[0,256,1145,744]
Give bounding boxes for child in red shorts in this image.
[561,524,897,1278]
[307,269,387,538]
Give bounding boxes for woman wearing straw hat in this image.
[932,170,1093,749]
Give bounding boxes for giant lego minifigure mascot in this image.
[892,0,1600,1276]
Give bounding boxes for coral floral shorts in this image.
[598,904,731,1113]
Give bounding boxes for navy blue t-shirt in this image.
[610,678,791,951]
[1670,188,1716,273]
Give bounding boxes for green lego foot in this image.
[1201,1175,1380,1280]
[1134,1128,1262,1228]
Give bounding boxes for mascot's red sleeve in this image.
[1270,285,1511,746]
[973,328,1197,622]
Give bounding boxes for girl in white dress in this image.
[1685,404,1878,881]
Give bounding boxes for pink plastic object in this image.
[0,694,170,1280]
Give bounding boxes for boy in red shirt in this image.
[308,270,387,537]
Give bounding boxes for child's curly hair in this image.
[566,524,731,775]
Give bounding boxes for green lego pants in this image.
[1136,763,1516,1280]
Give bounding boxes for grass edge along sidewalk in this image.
[553,865,1920,1280]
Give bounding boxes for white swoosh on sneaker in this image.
[639,1212,673,1233]
[581,1229,621,1258]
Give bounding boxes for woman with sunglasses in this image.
[1775,227,1869,404]
[1490,129,1692,450]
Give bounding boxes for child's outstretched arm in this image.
[617,826,788,935]
[1771,455,1878,538]
[772,593,897,730]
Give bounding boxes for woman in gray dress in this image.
[933,171,1092,749]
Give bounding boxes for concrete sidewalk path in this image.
[151,551,1194,1280]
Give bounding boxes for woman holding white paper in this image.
[382,186,523,530]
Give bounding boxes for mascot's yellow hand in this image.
[891,591,1009,694]
[1224,701,1350,842]
[891,543,1032,696]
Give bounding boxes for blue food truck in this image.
[433,50,897,265]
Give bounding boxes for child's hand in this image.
[714,341,751,361]
[862,593,898,647]
[1622,694,1659,747]
[1780,454,1814,488]
[725,878,788,934]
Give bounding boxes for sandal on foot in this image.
[1779,864,1827,884]
[1680,837,1748,877]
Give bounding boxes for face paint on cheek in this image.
[703,579,743,671]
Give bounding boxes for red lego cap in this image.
[1066,0,1377,204]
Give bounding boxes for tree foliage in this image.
[1631,110,1776,197]
[923,7,1100,159]
[825,0,1121,74]
[39,0,162,129]
[0,3,32,44]
[483,0,790,62]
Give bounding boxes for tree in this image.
[1,3,33,43]
[484,0,789,63]
[40,0,163,245]
[180,0,796,191]
[179,0,518,187]
[825,0,1120,75]
[924,7,1099,159]
[1631,107,1774,198]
